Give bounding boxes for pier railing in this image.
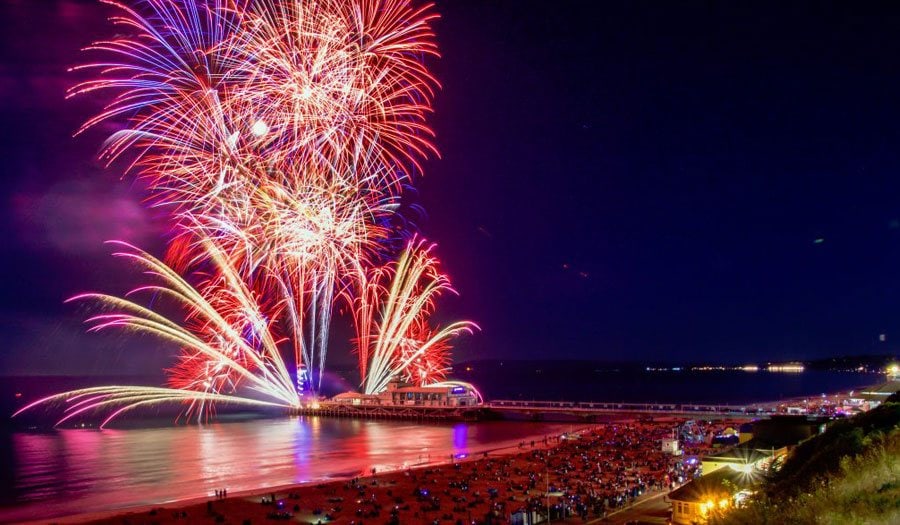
[296,402,483,421]
[488,399,772,415]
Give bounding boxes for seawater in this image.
[0,369,879,522]
[454,367,879,404]
[0,417,572,522]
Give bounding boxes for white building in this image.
[331,380,483,408]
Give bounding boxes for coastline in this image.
[20,424,596,525]
[11,379,893,524]
[47,415,714,525]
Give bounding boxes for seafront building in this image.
[330,380,483,408]
[668,467,754,525]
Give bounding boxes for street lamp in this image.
[546,469,550,524]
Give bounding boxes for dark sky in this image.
[3,0,900,375]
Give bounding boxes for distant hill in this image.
[804,354,899,372]
[454,354,898,372]
[451,358,647,372]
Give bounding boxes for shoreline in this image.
[45,416,715,525]
[12,379,894,524]
[21,423,600,525]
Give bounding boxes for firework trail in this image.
[354,240,478,395]
[16,241,299,426]
[13,386,289,429]
[180,162,397,392]
[399,319,454,386]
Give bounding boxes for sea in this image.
[0,368,880,522]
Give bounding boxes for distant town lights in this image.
[767,363,805,373]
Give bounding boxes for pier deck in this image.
[295,399,770,421]
[486,399,771,420]
[295,403,485,421]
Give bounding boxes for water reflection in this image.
[1,417,567,522]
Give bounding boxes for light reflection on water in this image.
[1,416,569,522]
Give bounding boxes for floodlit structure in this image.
[701,445,783,475]
[331,380,483,408]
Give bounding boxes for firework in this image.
[13,386,289,429]
[354,240,477,395]
[15,241,299,425]
[221,0,440,184]
[179,162,397,392]
[92,242,296,401]
[72,0,438,213]
[399,319,454,386]
[65,0,440,395]
[16,0,475,426]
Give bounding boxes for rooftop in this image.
[669,467,756,503]
[703,445,773,465]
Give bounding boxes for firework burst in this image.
[221,0,440,184]
[17,241,300,425]
[354,240,478,395]
[72,0,438,211]
[16,0,475,426]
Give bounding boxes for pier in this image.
[295,399,770,422]
[486,399,771,421]
[294,402,486,421]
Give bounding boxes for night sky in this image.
[3,0,900,375]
